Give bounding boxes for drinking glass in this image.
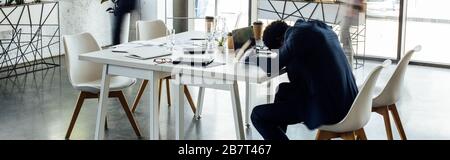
[213,16,227,50]
[166,29,176,52]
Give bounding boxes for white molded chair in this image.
[131,20,197,113]
[316,60,391,140]
[63,32,141,139]
[136,20,167,41]
[372,46,421,140]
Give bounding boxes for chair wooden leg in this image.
[65,92,86,139]
[131,80,149,113]
[184,85,196,113]
[316,130,338,140]
[166,79,171,107]
[389,104,407,140]
[356,128,367,140]
[315,130,327,140]
[316,130,366,140]
[115,91,142,137]
[374,106,393,140]
[341,132,357,140]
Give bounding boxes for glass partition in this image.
[365,0,400,59]
[193,0,249,31]
[405,0,450,65]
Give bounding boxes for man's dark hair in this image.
[263,20,290,49]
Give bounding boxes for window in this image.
[193,0,249,31]
[365,0,400,58]
[250,0,450,68]
[405,0,450,64]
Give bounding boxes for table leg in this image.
[174,75,185,140]
[149,71,161,140]
[267,81,272,103]
[245,81,251,127]
[95,65,110,140]
[195,87,205,120]
[230,81,245,140]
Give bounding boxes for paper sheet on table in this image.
[130,40,165,46]
[112,43,143,53]
[125,46,172,60]
[177,43,205,49]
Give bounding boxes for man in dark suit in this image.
[113,0,137,45]
[251,19,359,140]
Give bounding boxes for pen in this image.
[190,38,206,41]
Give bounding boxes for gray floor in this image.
[0,59,449,140]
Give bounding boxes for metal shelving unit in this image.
[0,1,60,79]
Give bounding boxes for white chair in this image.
[372,46,421,140]
[136,20,167,41]
[63,32,141,139]
[316,60,391,140]
[131,20,197,113]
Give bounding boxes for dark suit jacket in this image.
[116,0,137,14]
[275,19,359,130]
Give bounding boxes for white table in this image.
[79,31,285,140]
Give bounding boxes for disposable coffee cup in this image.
[227,32,234,50]
[205,16,215,33]
[253,21,263,41]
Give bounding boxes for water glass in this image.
[167,29,176,51]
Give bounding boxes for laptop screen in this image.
[231,26,255,49]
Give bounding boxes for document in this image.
[112,41,166,53]
[112,43,143,53]
[125,46,171,60]
[130,40,166,46]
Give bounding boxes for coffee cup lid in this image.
[253,21,263,25]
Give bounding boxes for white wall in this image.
[131,0,158,41]
[61,0,158,45]
[60,0,114,46]
[139,0,158,21]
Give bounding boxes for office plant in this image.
[100,0,119,16]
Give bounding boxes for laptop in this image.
[234,40,252,62]
[231,26,256,50]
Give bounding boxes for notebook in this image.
[234,40,252,62]
[183,47,207,54]
[172,56,215,66]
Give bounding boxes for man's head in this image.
[263,20,290,50]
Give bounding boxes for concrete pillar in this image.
[172,0,188,33]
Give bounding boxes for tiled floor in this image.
[0,59,449,140]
